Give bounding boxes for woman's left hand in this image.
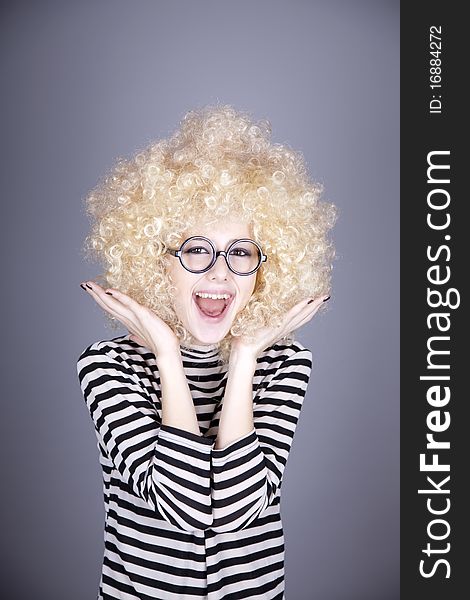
[230,294,330,362]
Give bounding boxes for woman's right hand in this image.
[80,280,180,358]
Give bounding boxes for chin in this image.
[190,326,230,345]
[185,295,238,345]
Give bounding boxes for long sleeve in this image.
[210,345,312,532]
[76,342,214,532]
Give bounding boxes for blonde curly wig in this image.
[81,104,337,365]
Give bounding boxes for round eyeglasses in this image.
[167,236,267,276]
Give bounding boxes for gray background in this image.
[0,1,399,598]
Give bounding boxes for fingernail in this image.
[307,298,314,304]
[80,283,87,291]
[86,283,93,290]
[105,291,113,296]
[323,295,331,302]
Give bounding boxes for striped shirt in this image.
[76,334,312,600]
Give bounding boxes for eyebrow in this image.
[187,237,247,244]
[218,238,251,247]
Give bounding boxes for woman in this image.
[77,105,336,599]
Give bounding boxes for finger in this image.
[293,309,320,331]
[101,286,155,326]
[292,297,329,331]
[84,282,133,320]
[83,282,133,323]
[306,294,329,311]
[282,295,327,333]
[84,285,119,318]
[279,295,324,330]
[283,294,328,323]
[299,294,329,318]
[103,287,140,311]
[283,297,314,321]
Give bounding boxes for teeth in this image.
[195,292,231,300]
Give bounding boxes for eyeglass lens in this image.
[181,237,261,273]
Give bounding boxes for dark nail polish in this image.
[307,299,314,304]
[323,296,331,302]
[80,284,86,291]
[86,283,93,290]
[105,291,113,296]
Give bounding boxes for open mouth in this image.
[193,292,234,321]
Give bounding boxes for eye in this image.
[184,246,210,254]
[229,247,252,257]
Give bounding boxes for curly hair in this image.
[81,104,337,365]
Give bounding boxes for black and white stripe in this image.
[77,335,312,599]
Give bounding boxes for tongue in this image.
[195,297,226,317]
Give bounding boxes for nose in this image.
[208,252,230,279]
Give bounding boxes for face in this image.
[166,218,258,345]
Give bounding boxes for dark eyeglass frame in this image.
[167,235,267,276]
